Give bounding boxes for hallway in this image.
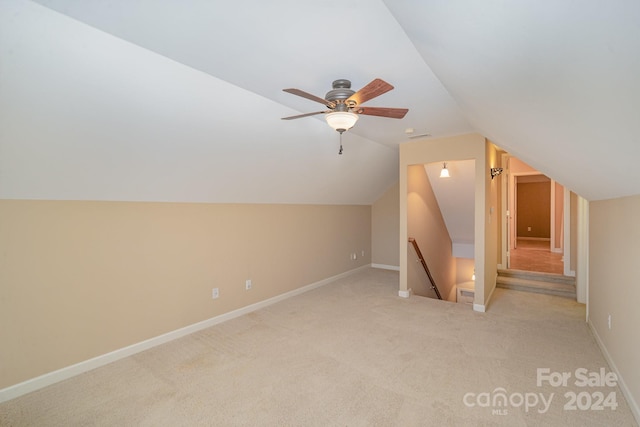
[509,238,563,274]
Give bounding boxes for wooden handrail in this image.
[408,237,443,300]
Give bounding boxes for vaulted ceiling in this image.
[1,0,639,204]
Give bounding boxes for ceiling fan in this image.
[281,78,408,154]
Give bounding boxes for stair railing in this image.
[408,237,443,300]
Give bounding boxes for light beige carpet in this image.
[1,268,637,426]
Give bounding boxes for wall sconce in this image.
[440,162,450,178]
[490,167,503,180]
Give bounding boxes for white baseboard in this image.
[398,288,412,298]
[517,237,551,241]
[473,303,486,312]
[0,265,369,404]
[371,263,400,271]
[473,273,497,313]
[588,320,640,425]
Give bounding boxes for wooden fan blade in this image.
[281,111,326,120]
[283,88,334,107]
[355,106,408,119]
[347,78,394,106]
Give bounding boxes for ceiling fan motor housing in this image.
[326,79,355,109]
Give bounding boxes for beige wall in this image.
[510,157,538,174]
[570,191,578,273]
[589,194,640,418]
[406,165,456,301]
[371,182,400,268]
[484,141,500,304]
[400,133,494,310]
[455,257,475,285]
[0,200,371,389]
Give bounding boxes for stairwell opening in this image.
[406,160,476,302]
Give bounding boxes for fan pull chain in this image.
[338,130,344,155]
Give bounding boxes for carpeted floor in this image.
[1,268,636,426]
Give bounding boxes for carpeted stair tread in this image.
[496,274,576,298]
[496,269,576,298]
[497,268,576,285]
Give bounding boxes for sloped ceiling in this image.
[425,160,475,256]
[1,0,639,204]
[385,0,640,201]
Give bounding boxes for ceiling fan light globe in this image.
[325,111,359,132]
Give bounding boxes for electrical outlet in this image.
[608,314,612,330]
[361,250,365,257]
[527,226,532,231]
[245,279,252,290]
[212,288,219,299]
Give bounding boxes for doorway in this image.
[505,158,566,275]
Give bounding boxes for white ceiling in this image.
[385,0,640,201]
[1,0,639,204]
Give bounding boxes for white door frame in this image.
[501,155,571,276]
[576,195,588,305]
[563,189,576,278]
[508,170,547,267]
[550,180,565,254]
[500,153,509,269]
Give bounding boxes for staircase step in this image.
[496,275,576,299]
[497,269,575,285]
